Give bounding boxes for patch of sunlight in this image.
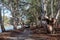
[17,25,22,29]
[4,25,14,31]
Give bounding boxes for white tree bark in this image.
[56,10,60,19]
[51,0,53,18]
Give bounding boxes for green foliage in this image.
[26,0,40,23]
[27,13,35,22]
[1,0,60,24]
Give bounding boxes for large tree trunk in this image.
[41,0,47,19]
[0,8,5,32]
